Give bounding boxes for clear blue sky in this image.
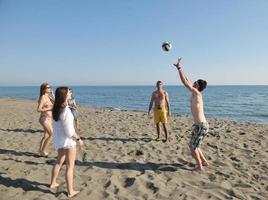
[0,0,267,86]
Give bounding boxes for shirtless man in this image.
[174,58,209,171]
[148,81,171,142]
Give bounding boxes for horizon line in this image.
[0,84,268,87]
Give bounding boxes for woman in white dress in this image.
[50,87,84,198]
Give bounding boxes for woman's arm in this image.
[61,108,84,146]
[37,96,52,112]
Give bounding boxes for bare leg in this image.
[198,148,209,166]
[39,131,46,153]
[162,123,168,142]
[190,146,203,170]
[50,149,66,188]
[40,121,53,155]
[155,123,160,140]
[66,147,80,197]
[40,132,50,156]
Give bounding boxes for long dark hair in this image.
[38,83,49,103]
[52,87,69,121]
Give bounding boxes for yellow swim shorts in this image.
[154,108,168,124]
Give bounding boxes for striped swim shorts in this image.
[189,122,209,149]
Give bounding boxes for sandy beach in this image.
[0,97,267,200]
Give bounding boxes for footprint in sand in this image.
[102,191,109,198]
[114,186,119,194]
[146,182,159,194]
[82,182,88,187]
[215,171,230,179]
[208,174,216,182]
[104,180,111,188]
[147,174,154,181]
[207,142,218,150]
[233,182,252,188]
[230,157,240,162]
[82,152,87,162]
[124,177,136,188]
[136,150,144,156]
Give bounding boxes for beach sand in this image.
[0,98,267,200]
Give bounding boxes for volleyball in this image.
[162,41,172,51]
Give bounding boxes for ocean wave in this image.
[104,107,121,111]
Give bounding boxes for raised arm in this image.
[148,93,154,115]
[173,58,198,94]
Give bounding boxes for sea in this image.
[0,86,267,124]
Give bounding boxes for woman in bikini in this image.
[37,83,54,156]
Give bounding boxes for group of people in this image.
[149,58,209,171]
[37,84,82,197]
[36,58,209,198]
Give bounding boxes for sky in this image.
[0,0,267,86]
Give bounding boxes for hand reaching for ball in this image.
[173,58,182,69]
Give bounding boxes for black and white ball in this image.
[162,41,172,51]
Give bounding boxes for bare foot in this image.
[192,165,204,171]
[68,190,80,198]
[39,151,48,157]
[155,136,160,141]
[202,161,209,167]
[50,183,59,189]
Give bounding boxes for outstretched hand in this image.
[173,58,182,69]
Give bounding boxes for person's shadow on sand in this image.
[74,161,192,172]
[0,174,62,196]
[0,148,193,172]
[0,148,41,158]
[0,128,43,133]
[81,136,152,143]
[3,153,193,172]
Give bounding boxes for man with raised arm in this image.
[148,81,171,142]
[174,58,209,171]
